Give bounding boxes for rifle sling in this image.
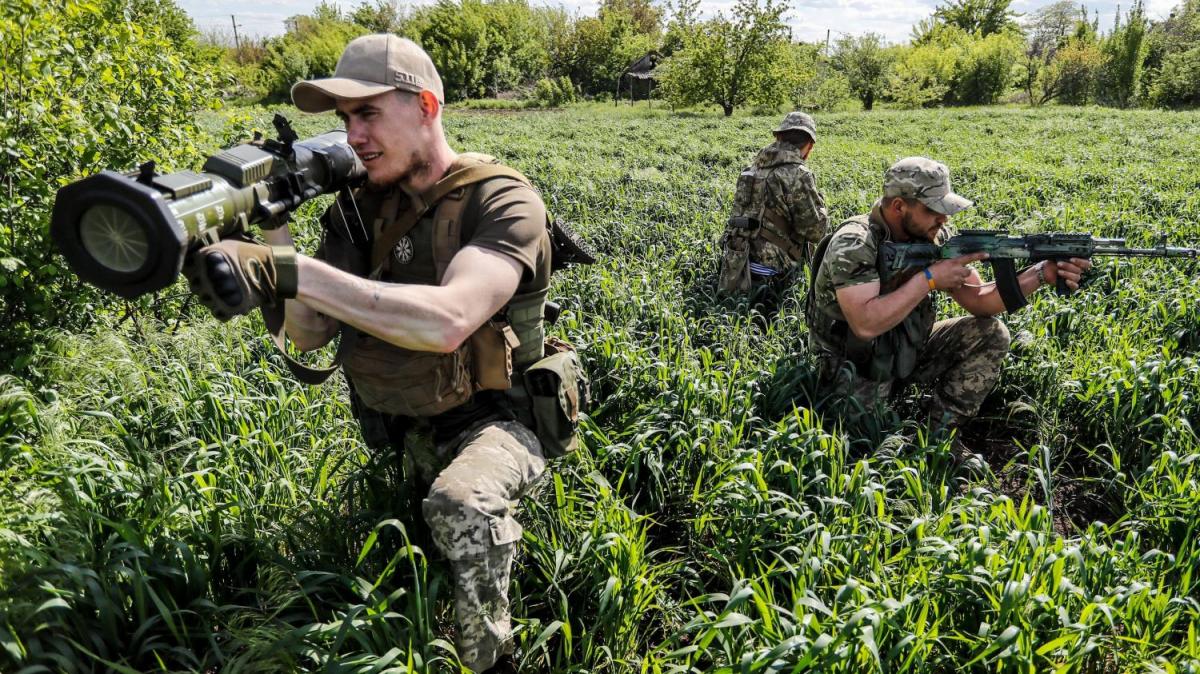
[261,303,354,385]
[990,257,1028,313]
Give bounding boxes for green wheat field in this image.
[4,104,1200,672]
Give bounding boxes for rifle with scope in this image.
[50,114,365,300]
[881,230,1200,311]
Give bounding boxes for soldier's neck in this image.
[404,139,458,193]
[881,209,909,242]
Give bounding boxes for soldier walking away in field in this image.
[806,157,1091,433]
[717,111,829,309]
[184,34,588,673]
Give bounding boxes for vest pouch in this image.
[523,338,588,458]
[470,320,519,391]
[718,227,752,294]
[345,336,474,417]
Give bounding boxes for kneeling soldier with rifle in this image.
[806,157,1091,430]
[186,35,587,673]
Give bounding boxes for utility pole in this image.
[824,29,831,58]
[230,15,242,60]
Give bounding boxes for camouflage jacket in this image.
[806,199,954,381]
[725,140,829,272]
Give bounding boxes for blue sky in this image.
[181,0,1181,46]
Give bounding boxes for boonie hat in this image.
[883,157,973,216]
[774,111,817,141]
[292,34,444,112]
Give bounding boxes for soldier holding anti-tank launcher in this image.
[805,157,1093,431]
[51,34,592,674]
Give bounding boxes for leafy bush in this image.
[1148,45,1200,107]
[0,0,215,371]
[793,68,855,111]
[887,43,954,108]
[831,33,894,110]
[531,75,578,107]
[885,25,1021,107]
[406,0,555,100]
[259,3,367,101]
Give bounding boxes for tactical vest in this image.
[728,160,811,263]
[806,212,936,382]
[346,153,550,417]
[265,154,548,414]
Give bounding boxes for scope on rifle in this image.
[50,115,364,299]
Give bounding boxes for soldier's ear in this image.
[417,90,440,118]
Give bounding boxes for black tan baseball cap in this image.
[291,34,444,112]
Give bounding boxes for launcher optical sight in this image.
[51,115,364,299]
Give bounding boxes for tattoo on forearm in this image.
[345,275,385,307]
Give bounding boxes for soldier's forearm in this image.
[839,275,931,340]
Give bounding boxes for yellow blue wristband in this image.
[923,267,936,290]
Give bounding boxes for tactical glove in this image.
[184,239,297,321]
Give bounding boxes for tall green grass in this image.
[4,105,1200,672]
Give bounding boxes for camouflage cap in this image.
[883,157,973,216]
[774,111,817,141]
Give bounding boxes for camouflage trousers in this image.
[821,316,1011,427]
[409,420,546,672]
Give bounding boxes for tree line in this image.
[202,0,1200,113]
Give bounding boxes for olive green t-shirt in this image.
[319,176,551,294]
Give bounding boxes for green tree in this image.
[931,0,1021,37]
[1149,44,1200,106]
[887,42,955,107]
[887,25,1020,106]
[831,33,893,110]
[406,0,552,99]
[550,0,657,95]
[956,28,1023,103]
[599,0,663,37]
[1096,1,1149,107]
[260,3,367,100]
[1018,0,1077,104]
[1027,35,1103,104]
[350,0,407,32]
[0,0,214,367]
[656,0,791,116]
[1141,0,1200,101]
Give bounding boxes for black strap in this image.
[261,303,354,385]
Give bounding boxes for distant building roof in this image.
[621,51,662,80]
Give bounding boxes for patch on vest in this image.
[393,236,414,265]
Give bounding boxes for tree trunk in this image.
[722,103,734,116]
[864,92,874,111]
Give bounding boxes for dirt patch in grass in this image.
[960,424,1121,536]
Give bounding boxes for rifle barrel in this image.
[1091,246,1200,258]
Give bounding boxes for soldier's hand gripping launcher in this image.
[50,115,364,299]
[881,230,1200,312]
